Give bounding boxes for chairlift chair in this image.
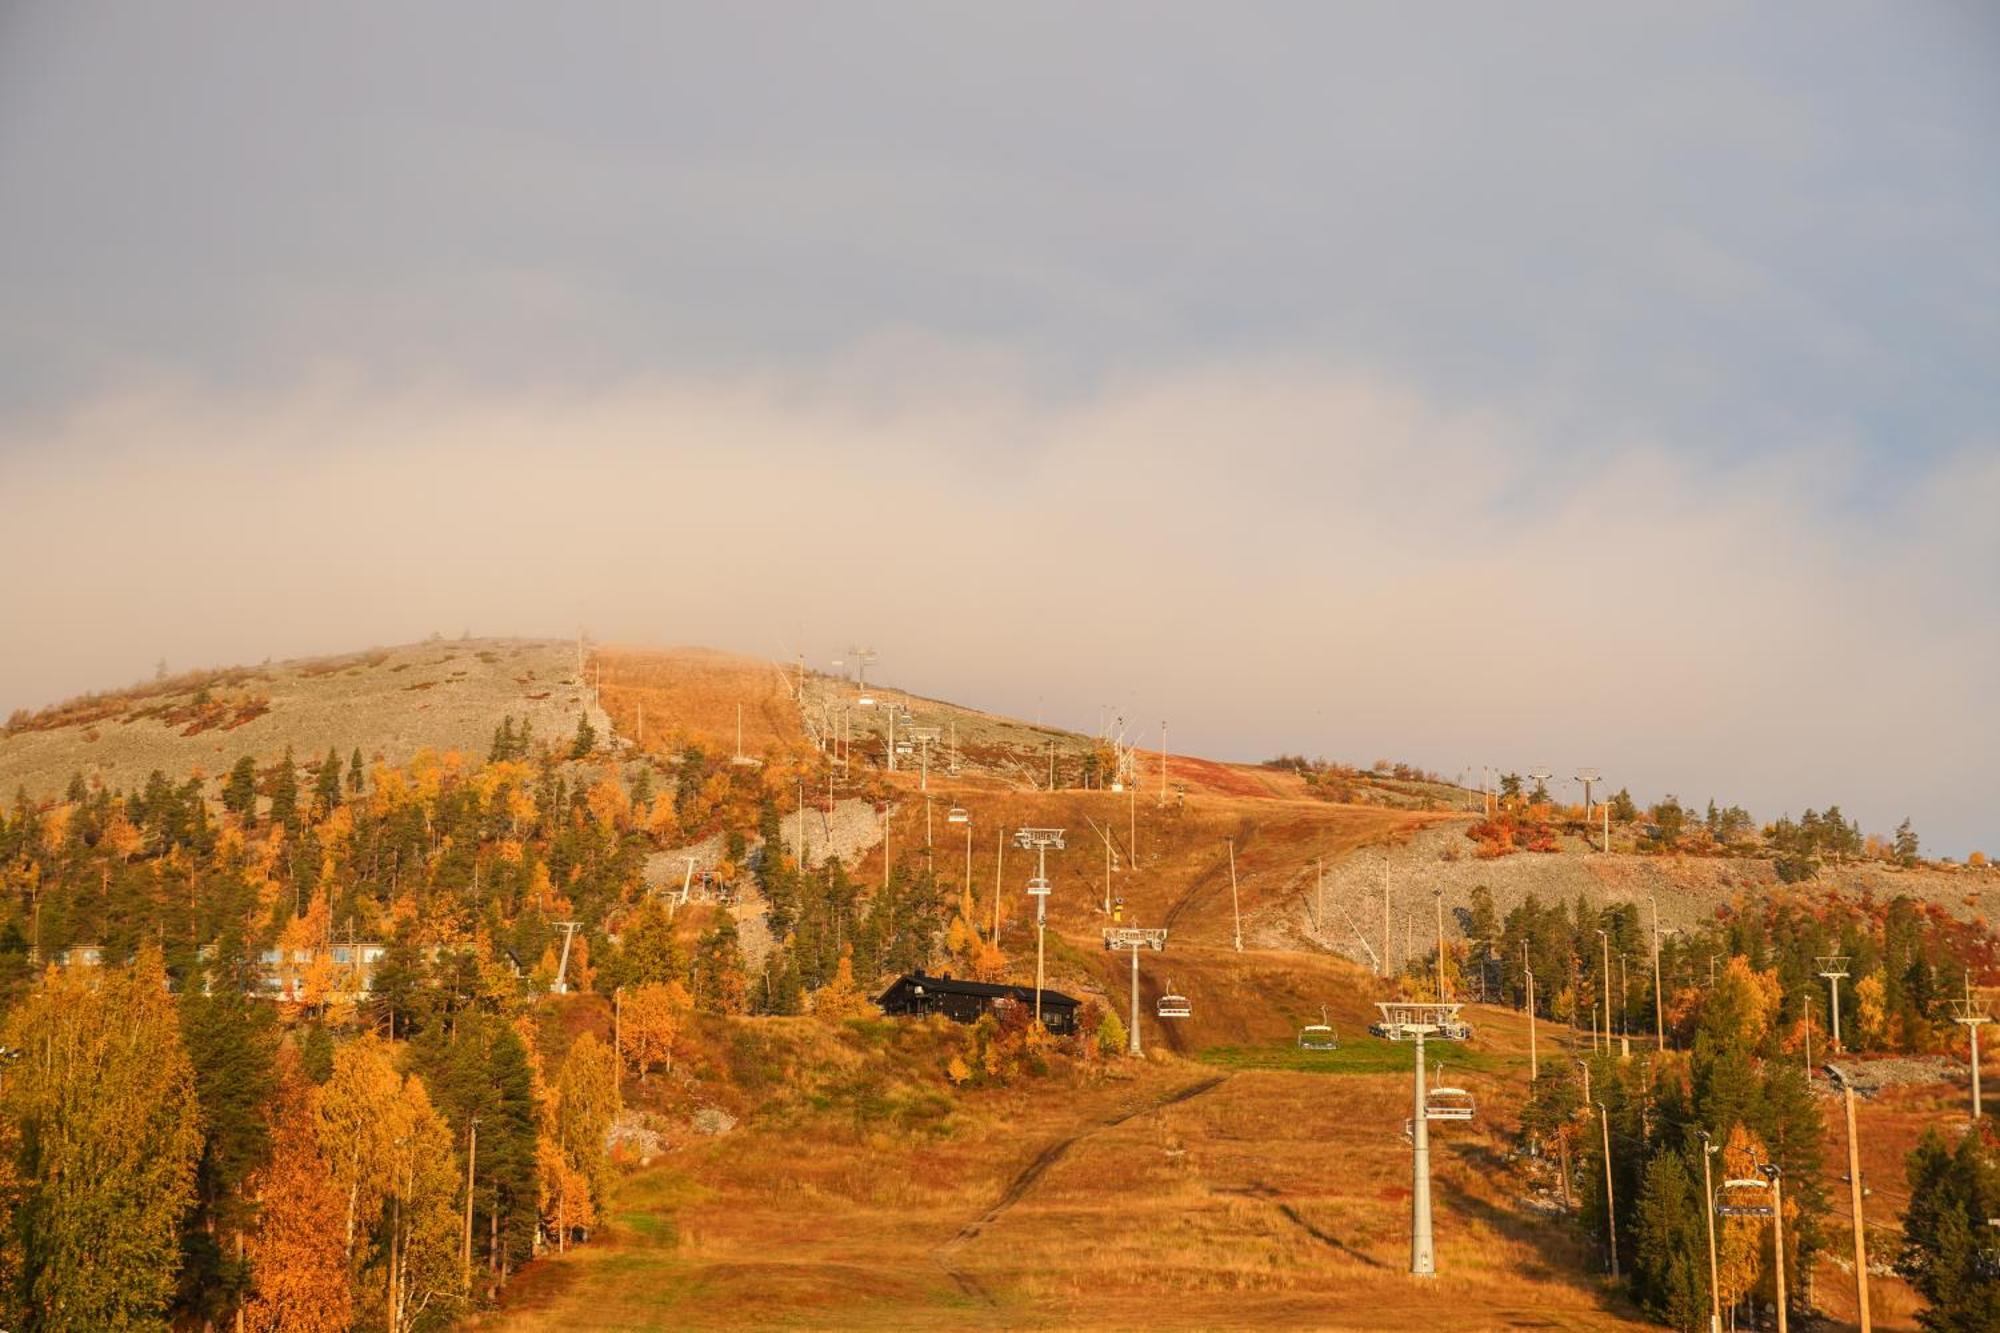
[1297,1004,1338,1050]
[946,805,969,824]
[1157,980,1191,1019]
[1716,1178,1775,1217]
[1424,1085,1475,1121]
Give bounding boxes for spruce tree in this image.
[570,713,597,759]
[1898,1127,2000,1331]
[222,755,258,824]
[313,745,342,818]
[1631,1150,1708,1331]
[268,746,299,831]
[346,747,364,794]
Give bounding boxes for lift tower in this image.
[1014,828,1066,1026]
[1817,956,1851,1051]
[1950,972,1991,1122]
[1103,926,1168,1055]
[1374,1001,1472,1277]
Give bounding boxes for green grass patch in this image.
[1196,1037,1510,1076]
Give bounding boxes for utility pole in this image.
[992,827,1004,942]
[909,725,941,791]
[1015,828,1066,1026]
[1818,956,1851,1051]
[1844,1087,1872,1331]
[461,1116,479,1293]
[1159,721,1168,803]
[1525,945,1538,1082]
[1619,952,1631,1059]
[1602,802,1610,854]
[1698,1130,1722,1333]
[798,779,808,870]
[1766,1165,1788,1333]
[1103,927,1167,1055]
[1650,897,1665,1052]
[1597,929,1612,1054]
[1599,1101,1619,1278]
[1950,970,1991,1121]
[881,802,893,889]
[1382,852,1393,978]
[1434,889,1447,1001]
[1226,837,1243,952]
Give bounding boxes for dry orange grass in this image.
[593,646,805,757]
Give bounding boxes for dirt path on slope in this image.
[935,1074,1231,1303]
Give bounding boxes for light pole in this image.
[1596,929,1611,1054]
[1650,896,1665,1053]
[1818,956,1851,1051]
[1764,1164,1788,1333]
[1103,927,1167,1055]
[1524,943,1538,1082]
[1598,1099,1618,1278]
[1015,828,1066,1026]
[1226,837,1243,952]
[1697,1129,1721,1333]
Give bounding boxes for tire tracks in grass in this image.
[934,1074,1231,1305]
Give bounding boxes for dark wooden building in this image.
[875,969,1081,1035]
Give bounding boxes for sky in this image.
[1,3,1995,852]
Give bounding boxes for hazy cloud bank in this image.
[3,365,1993,853]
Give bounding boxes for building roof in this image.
[877,968,1080,1008]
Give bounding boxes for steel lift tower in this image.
[1015,828,1066,1026]
[1103,926,1168,1055]
[1950,972,1991,1122]
[1818,955,1851,1051]
[1374,1001,1472,1277]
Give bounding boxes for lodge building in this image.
[875,968,1081,1036]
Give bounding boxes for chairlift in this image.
[1297,1004,1338,1051]
[1424,1085,1475,1121]
[1715,1178,1775,1218]
[1157,980,1191,1019]
[857,694,876,708]
[1026,876,1052,897]
[946,805,969,824]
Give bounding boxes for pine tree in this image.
[1631,1150,1708,1331]
[1,946,203,1328]
[269,746,299,832]
[570,714,597,760]
[1897,1127,2000,1332]
[347,747,365,795]
[314,746,343,818]
[223,755,259,824]
[177,956,279,1327]
[1894,818,1921,867]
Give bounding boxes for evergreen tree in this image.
[346,747,365,795]
[1631,1150,1708,1331]
[1894,818,1921,866]
[692,916,751,1015]
[268,746,299,832]
[313,746,342,818]
[570,713,597,759]
[1610,788,1639,822]
[1897,1127,2000,1332]
[223,755,259,824]
[177,950,279,1327]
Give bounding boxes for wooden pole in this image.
[991,826,1004,942]
[1599,1101,1618,1277]
[1227,837,1243,952]
[1845,1088,1872,1331]
[461,1119,478,1292]
[1651,896,1665,1052]
[1770,1171,1787,1333]
[1526,950,1539,1082]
